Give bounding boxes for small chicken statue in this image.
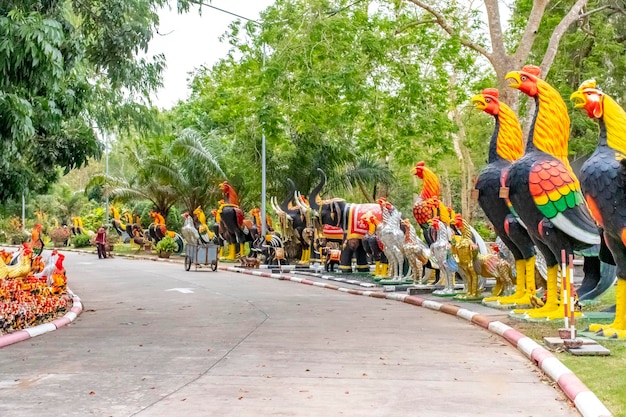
[571,79,626,338]
[181,212,200,245]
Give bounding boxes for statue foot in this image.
[587,321,621,334]
[493,293,535,306]
[597,327,626,338]
[515,303,560,318]
[539,309,583,321]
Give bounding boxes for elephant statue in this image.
[270,179,314,264]
[305,168,381,273]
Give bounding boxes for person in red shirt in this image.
[95,225,108,259]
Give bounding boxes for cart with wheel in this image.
[185,243,218,271]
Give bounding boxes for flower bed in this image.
[0,277,71,334]
[0,246,71,335]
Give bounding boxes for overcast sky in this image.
[148,0,276,109]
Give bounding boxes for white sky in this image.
[148,0,276,109]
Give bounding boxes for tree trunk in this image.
[447,72,474,220]
[407,0,589,114]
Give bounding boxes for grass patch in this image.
[502,289,625,417]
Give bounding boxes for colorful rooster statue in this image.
[217,181,247,260]
[504,65,600,319]
[571,79,626,338]
[148,211,184,254]
[413,162,456,284]
[29,223,45,255]
[193,206,217,245]
[471,88,539,306]
[413,162,454,232]
[110,206,128,237]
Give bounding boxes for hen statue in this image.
[571,80,626,338]
[470,88,539,306]
[505,65,601,320]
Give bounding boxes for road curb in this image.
[222,265,613,417]
[0,287,83,349]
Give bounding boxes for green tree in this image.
[0,0,197,202]
[176,0,475,211]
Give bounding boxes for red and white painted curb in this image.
[222,265,613,417]
[0,287,83,349]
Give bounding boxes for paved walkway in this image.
[0,250,611,416]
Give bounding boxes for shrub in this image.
[72,234,92,248]
[10,232,30,245]
[155,236,177,253]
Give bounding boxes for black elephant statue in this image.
[270,179,314,264]
[305,169,381,273]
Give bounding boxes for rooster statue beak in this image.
[470,94,487,111]
[505,71,522,89]
[570,90,586,109]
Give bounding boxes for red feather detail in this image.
[235,208,245,228]
[585,195,604,227]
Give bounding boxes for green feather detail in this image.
[538,201,557,219]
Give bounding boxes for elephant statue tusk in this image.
[294,191,308,211]
[270,197,282,215]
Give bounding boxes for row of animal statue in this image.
[106,66,626,338]
[470,67,625,338]
[193,66,626,340]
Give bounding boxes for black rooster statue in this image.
[571,79,625,338]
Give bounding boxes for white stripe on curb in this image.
[0,286,83,349]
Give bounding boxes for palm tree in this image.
[86,128,225,218]
[146,128,226,213]
[337,156,395,203]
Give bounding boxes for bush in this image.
[72,234,92,248]
[155,236,177,253]
[10,232,30,245]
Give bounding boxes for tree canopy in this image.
[7,0,626,224]
[0,0,198,202]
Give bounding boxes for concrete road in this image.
[0,251,579,417]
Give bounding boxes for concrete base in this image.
[543,336,611,356]
[568,344,611,356]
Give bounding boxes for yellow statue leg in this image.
[589,279,626,338]
[226,243,236,260]
[374,261,381,277]
[380,263,389,278]
[528,266,581,320]
[493,256,538,305]
[514,264,561,317]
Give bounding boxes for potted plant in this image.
[155,236,177,258]
[49,226,71,247]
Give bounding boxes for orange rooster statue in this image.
[504,65,601,320]
[571,79,626,338]
[217,181,247,260]
[470,88,539,307]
